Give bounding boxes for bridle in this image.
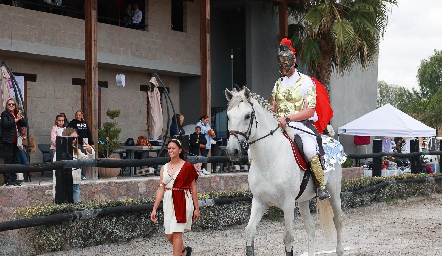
[228,98,280,150]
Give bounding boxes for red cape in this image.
[310,77,333,134]
[171,162,198,223]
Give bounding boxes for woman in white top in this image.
[52,127,94,203]
[151,139,199,256]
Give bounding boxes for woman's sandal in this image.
[181,246,192,256]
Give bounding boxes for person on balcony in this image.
[131,3,142,29]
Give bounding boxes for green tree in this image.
[377,80,400,108]
[286,0,397,88]
[376,51,442,132]
[98,109,122,158]
[423,92,442,131]
[417,49,442,99]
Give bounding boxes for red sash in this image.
[171,162,198,223]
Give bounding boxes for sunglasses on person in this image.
[7,102,16,106]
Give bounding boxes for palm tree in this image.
[286,0,397,89]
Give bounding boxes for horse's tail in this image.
[317,198,334,238]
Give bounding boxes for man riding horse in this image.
[270,38,331,200]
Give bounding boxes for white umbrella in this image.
[148,77,163,139]
[0,66,12,109]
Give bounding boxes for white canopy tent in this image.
[338,104,436,137]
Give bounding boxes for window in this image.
[171,0,187,32]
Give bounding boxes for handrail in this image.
[0,196,255,232]
[346,151,442,159]
[0,155,249,174]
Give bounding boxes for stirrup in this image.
[317,188,330,201]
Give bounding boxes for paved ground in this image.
[35,194,442,256]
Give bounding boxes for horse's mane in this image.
[227,88,277,119]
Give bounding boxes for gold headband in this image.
[171,138,182,147]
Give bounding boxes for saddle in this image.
[282,130,322,200]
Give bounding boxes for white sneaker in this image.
[201,168,210,175]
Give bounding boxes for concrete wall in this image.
[179,76,201,125]
[0,56,180,163]
[0,1,203,162]
[329,61,378,155]
[210,8,236,108]
[245,2,279,98]
[0,2,200,75]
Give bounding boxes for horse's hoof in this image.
[246,245,254,256]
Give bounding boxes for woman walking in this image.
[151,139,199,256]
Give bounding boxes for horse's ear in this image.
[244,87,251,100]
[225,89,233,101]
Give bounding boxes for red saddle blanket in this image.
[282,131,307,171]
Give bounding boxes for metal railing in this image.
[0,155,249,174]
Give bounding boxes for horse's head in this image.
[225,87,255,161]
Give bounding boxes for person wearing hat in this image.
[270,38,330,200]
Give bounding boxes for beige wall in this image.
[0,1,199,162]
[1,56,180,163]
[0,2,200,74]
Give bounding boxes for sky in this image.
[377,0,442,91]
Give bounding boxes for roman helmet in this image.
[277,38,297,76]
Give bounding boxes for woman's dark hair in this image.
[169,138,187,161]
[171,114,183,126]
[55,114,64,125]
[199,115,209,121]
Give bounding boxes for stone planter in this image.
[98,157,120,179]
[98,167,120,179]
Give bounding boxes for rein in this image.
[229,98,281,150]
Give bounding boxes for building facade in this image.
[0,1,377,165]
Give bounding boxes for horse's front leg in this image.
[298,201,315,256]
[282,203,296,256]
[245,197,268,256]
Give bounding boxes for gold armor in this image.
[309,155,325,190]
[270,76,317,119]
[270,74,330,200]
[310,155,330,200]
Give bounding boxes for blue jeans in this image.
[73,184,80,203]
[18,149,28,164]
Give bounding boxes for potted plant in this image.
[97,109,122,178]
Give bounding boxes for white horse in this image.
[225,88,343,256]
